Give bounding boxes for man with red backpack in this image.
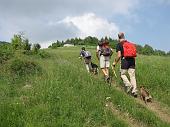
[96,39,113,82]
[112,32,138,97]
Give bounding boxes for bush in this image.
[0,43,13,64]
[11,34,31,51]
[22,50,34,55]
[38,51,50,58]
[10,59,41,76]
[0,50,13,64]
[32,43,41,53]
[22,50,50,59]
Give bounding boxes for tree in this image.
[49,40,63,49]
[74,37,79,45]
[154,49,166,56]
[23,39,31,50]
[83,36,98,46]
[11,34,23,50]
[11,33,31,51]
[136,45,143,54]
[104,36,109,41]
[109,39,118,49]
[167,51,170,56]
[65,39,70,43]
[33,43,41,53]
[142,44,154,55]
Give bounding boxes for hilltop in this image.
[0,45,170,127]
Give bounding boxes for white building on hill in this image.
[63,43,74,47]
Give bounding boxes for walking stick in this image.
[111,65,117,78]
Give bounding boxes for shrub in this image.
[48,40,64,49]
[22,50,34,55]
[0,43,13,64]
[10,59,41,76]
[0,50,13,64]
[32,43,41,53]
[11,34,31,51]
[38,50,50,58]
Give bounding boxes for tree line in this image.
[48,36,170,56]
[0,33,50,65]
[0,34,42,64]
[0,34,41,54]
[1,34,169,56]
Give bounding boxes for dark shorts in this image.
[121,57,135,69]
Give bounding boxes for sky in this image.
[0,0,170,51]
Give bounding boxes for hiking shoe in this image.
[132,92,138,98]
[105,75,109,82]
[107,77,110,83]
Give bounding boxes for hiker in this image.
[112,32,138,97]
[96,39,113,82]
[79,47,92,73]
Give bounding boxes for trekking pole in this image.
[111,65,117,78]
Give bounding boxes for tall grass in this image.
[136,55,170,106]
[0,48,128,127]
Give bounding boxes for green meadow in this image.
[0,46,170,127]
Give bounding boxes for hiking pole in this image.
[111,65,117,78]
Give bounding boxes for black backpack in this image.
[83,51,91,58]
[101,46,112,56]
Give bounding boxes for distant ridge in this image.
[0,41,9,44]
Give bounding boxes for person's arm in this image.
[79,51,83,59]
[113,51,121,66]
[113,43,122,66]
[96,52,99,60]
[110,48,113,57]
[96,46,100,60]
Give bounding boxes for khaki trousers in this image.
[120,68,137,93]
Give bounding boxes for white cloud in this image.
[0,0,139,17]
[60,13,119,39]
[0,0,140,47]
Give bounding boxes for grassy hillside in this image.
[0,46,169,127]
[136,55,170,106]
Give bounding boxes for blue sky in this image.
[0,0,169,51]
[124,0,170,52]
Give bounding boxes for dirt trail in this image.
[112,84,170,124]
[105,101,146,127]
[135,96,170,124]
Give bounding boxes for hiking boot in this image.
[132,92,138,98]
[105,75,109,82]
[107,77,111,83]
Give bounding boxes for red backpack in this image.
[122,41,137,58]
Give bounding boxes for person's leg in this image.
[104,59,110,82]
[105,67,109,76]
[84,58,90,73]
[88,59,92,72]
[100,56,110,82]
[104,67,110,83]
[84,57,92,73]
[101,68,107,76]
[100,55,107,76]
[105,60,110,76]
[85,64,90,72]
[128,68,137,94]
[120,69,132,92]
